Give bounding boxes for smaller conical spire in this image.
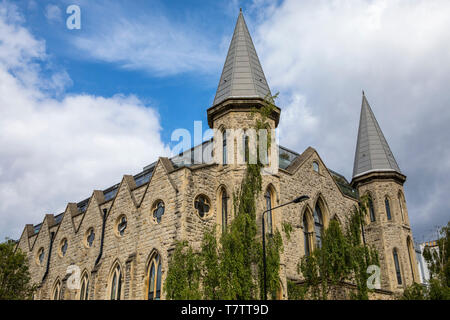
[352,93,401,178]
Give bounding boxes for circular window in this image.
[85,228,95,248]
[59,238,68,257]
[116,215,128,236]
[194,195,211,218]
[36,247,45,266]
[152,201,165,224]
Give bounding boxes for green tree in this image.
[0,239,36,300]
[165,95,283,300]
[297,200,379,300]
[401,221,450,300]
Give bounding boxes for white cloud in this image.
[253,0,450,240]
[44,4,62,24]
[0,2,170,240]
[69,1,223,76]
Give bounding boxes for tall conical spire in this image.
[213,9,272,106]
[352,92,401,178]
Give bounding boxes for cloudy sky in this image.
[0,0,448,242]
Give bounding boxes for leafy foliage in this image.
[401,221,450,300]
[164,95,283,300]
[297,201,379,300]
[0,239,36,300]
[164,241,202,300]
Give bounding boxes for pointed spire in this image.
[352,93,401,178]
[212,9,272,106]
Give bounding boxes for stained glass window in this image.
[148,254,162,300]
[153,201,165,224]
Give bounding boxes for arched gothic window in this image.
[303,213,310,256]
[243,133,249,163]
[398,193,405,223]
[313,203,324,248]
[368,196,375,222]
[221,188,228,233]
[393,249,402,285]
[265,189,273,234]
[52,281,61,300]
[80,273,89,300]
[110,264,122,300]
[407,237,416,282]
[385,197,392,220]
[222,130,227,165]
[148,253,162,300]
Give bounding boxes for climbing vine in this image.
[297,199,379,300]
[165,95,283,300]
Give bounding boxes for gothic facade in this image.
[15,10,419,300]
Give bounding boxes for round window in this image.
[152,201,165,224]
[36,247,45,266]
[194,195,211,218]
[85,228,95,248]
[116,215,127,236]
[59,238,68,257]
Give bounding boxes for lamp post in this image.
[261,195,309,300]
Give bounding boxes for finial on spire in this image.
[240,8,242,12]
[362,90,365,96]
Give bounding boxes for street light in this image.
[261,195,309,300]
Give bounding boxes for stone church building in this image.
[15,10,419,300]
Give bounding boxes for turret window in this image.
[368,196,375,222]
[393,249,402,285]
[222,130,227,165]
[385,198,392,220]
[221,189,228,233]
[265,189,273,234]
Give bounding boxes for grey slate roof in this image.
[352,93,401,178]
[213,9,272,106]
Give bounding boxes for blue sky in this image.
[1,0,449,243]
